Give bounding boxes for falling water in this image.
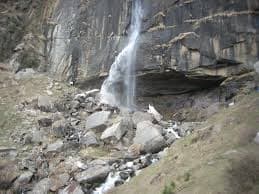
[100,0,143,109]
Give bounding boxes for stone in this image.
[75,165,110,184]
[50,173,70,192]
[71,100,80,110]
[30,178,51,194]
[147,105,163,122]
[254,132,259,144]
[46,140,64,153]
[58,181,84,194]
[14,68,35,80]
[38,95,54,112]
[80,131,99,147]
[0,161,20,190]
[52,119,67,137]
[101,117,132,140]
[85,111,111,131]
[15,171,33,185]
[132,111,154,126]
[31,129,47,144]
[38,117,53,127]
[133,121,166,153]
[119,172,129,180]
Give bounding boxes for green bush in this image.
[162,181,176,194]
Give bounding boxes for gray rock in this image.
[38,95,54,112]
[132,111,154,126]
[0,161,20,190]
[15,171,33,185]
[133,121,166,153]
[58,181,84,194]
[31,129,47,144]
[101,117,132,140]
[46,140,64,153]
[71,100,80,110]
[14,68,35,80]
[80,131,99,147]
[38,117,53,127]
[52,119,67,137]
[254,132,259,144]
[85,111,111,131]
[30,178,51,194]
[50,173,70,192]
[75,165,110,184]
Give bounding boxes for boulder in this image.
[15,171,33,185]
[46,140,64,153]
[75,165,110,184]
[133,121,166,153]
[50,173,70,192]
[85,111,111,131]
[80,131,99,147]
[148,105,163,122]
[38,117,53,127]
[52,119,68,138]
[132,111,154,126]
[101,117,133,140]
[31,129,47,144]
[38,95,54,112]
[14,68,35,80]
[29,178,51,194]
[58,181,84,194]
[0,161,20,190]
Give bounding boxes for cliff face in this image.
[1,0,259,95]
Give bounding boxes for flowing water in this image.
[100,0,143,109]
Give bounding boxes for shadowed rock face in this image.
[1,0,259,95]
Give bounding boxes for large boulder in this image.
[85,111,111,131]
[101,117,133,140]
[133,121,166,153]
[74,165,110,184]
[80,131,99,147]
[46,140,64,153]
[132,111,154,126]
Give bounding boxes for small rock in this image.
[38,95,54,112]
[46,140,64,153]
[71,100,80,110]
[15,171,33,185]
[115,180,124,187]
[85,111,111,131]
[58,181,84,194]
[132,111,153,126]
[75,165,110,184]
[80,131,99,147]
[38,117,53,127]
[29,178,51,194]
[31,129,47,144]
[147,105,163,122]
[119,172,129,180]
[0,161,20,190]
[52,119,67,137]
[15,68,35,80]
[254,132,259,144]
[50,173,70,192]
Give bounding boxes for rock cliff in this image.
[1,0,259,95]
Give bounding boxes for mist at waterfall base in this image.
[100,0,143,109]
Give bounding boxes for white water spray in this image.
[100,0,143,109]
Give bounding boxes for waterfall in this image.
[100,0,143,109]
